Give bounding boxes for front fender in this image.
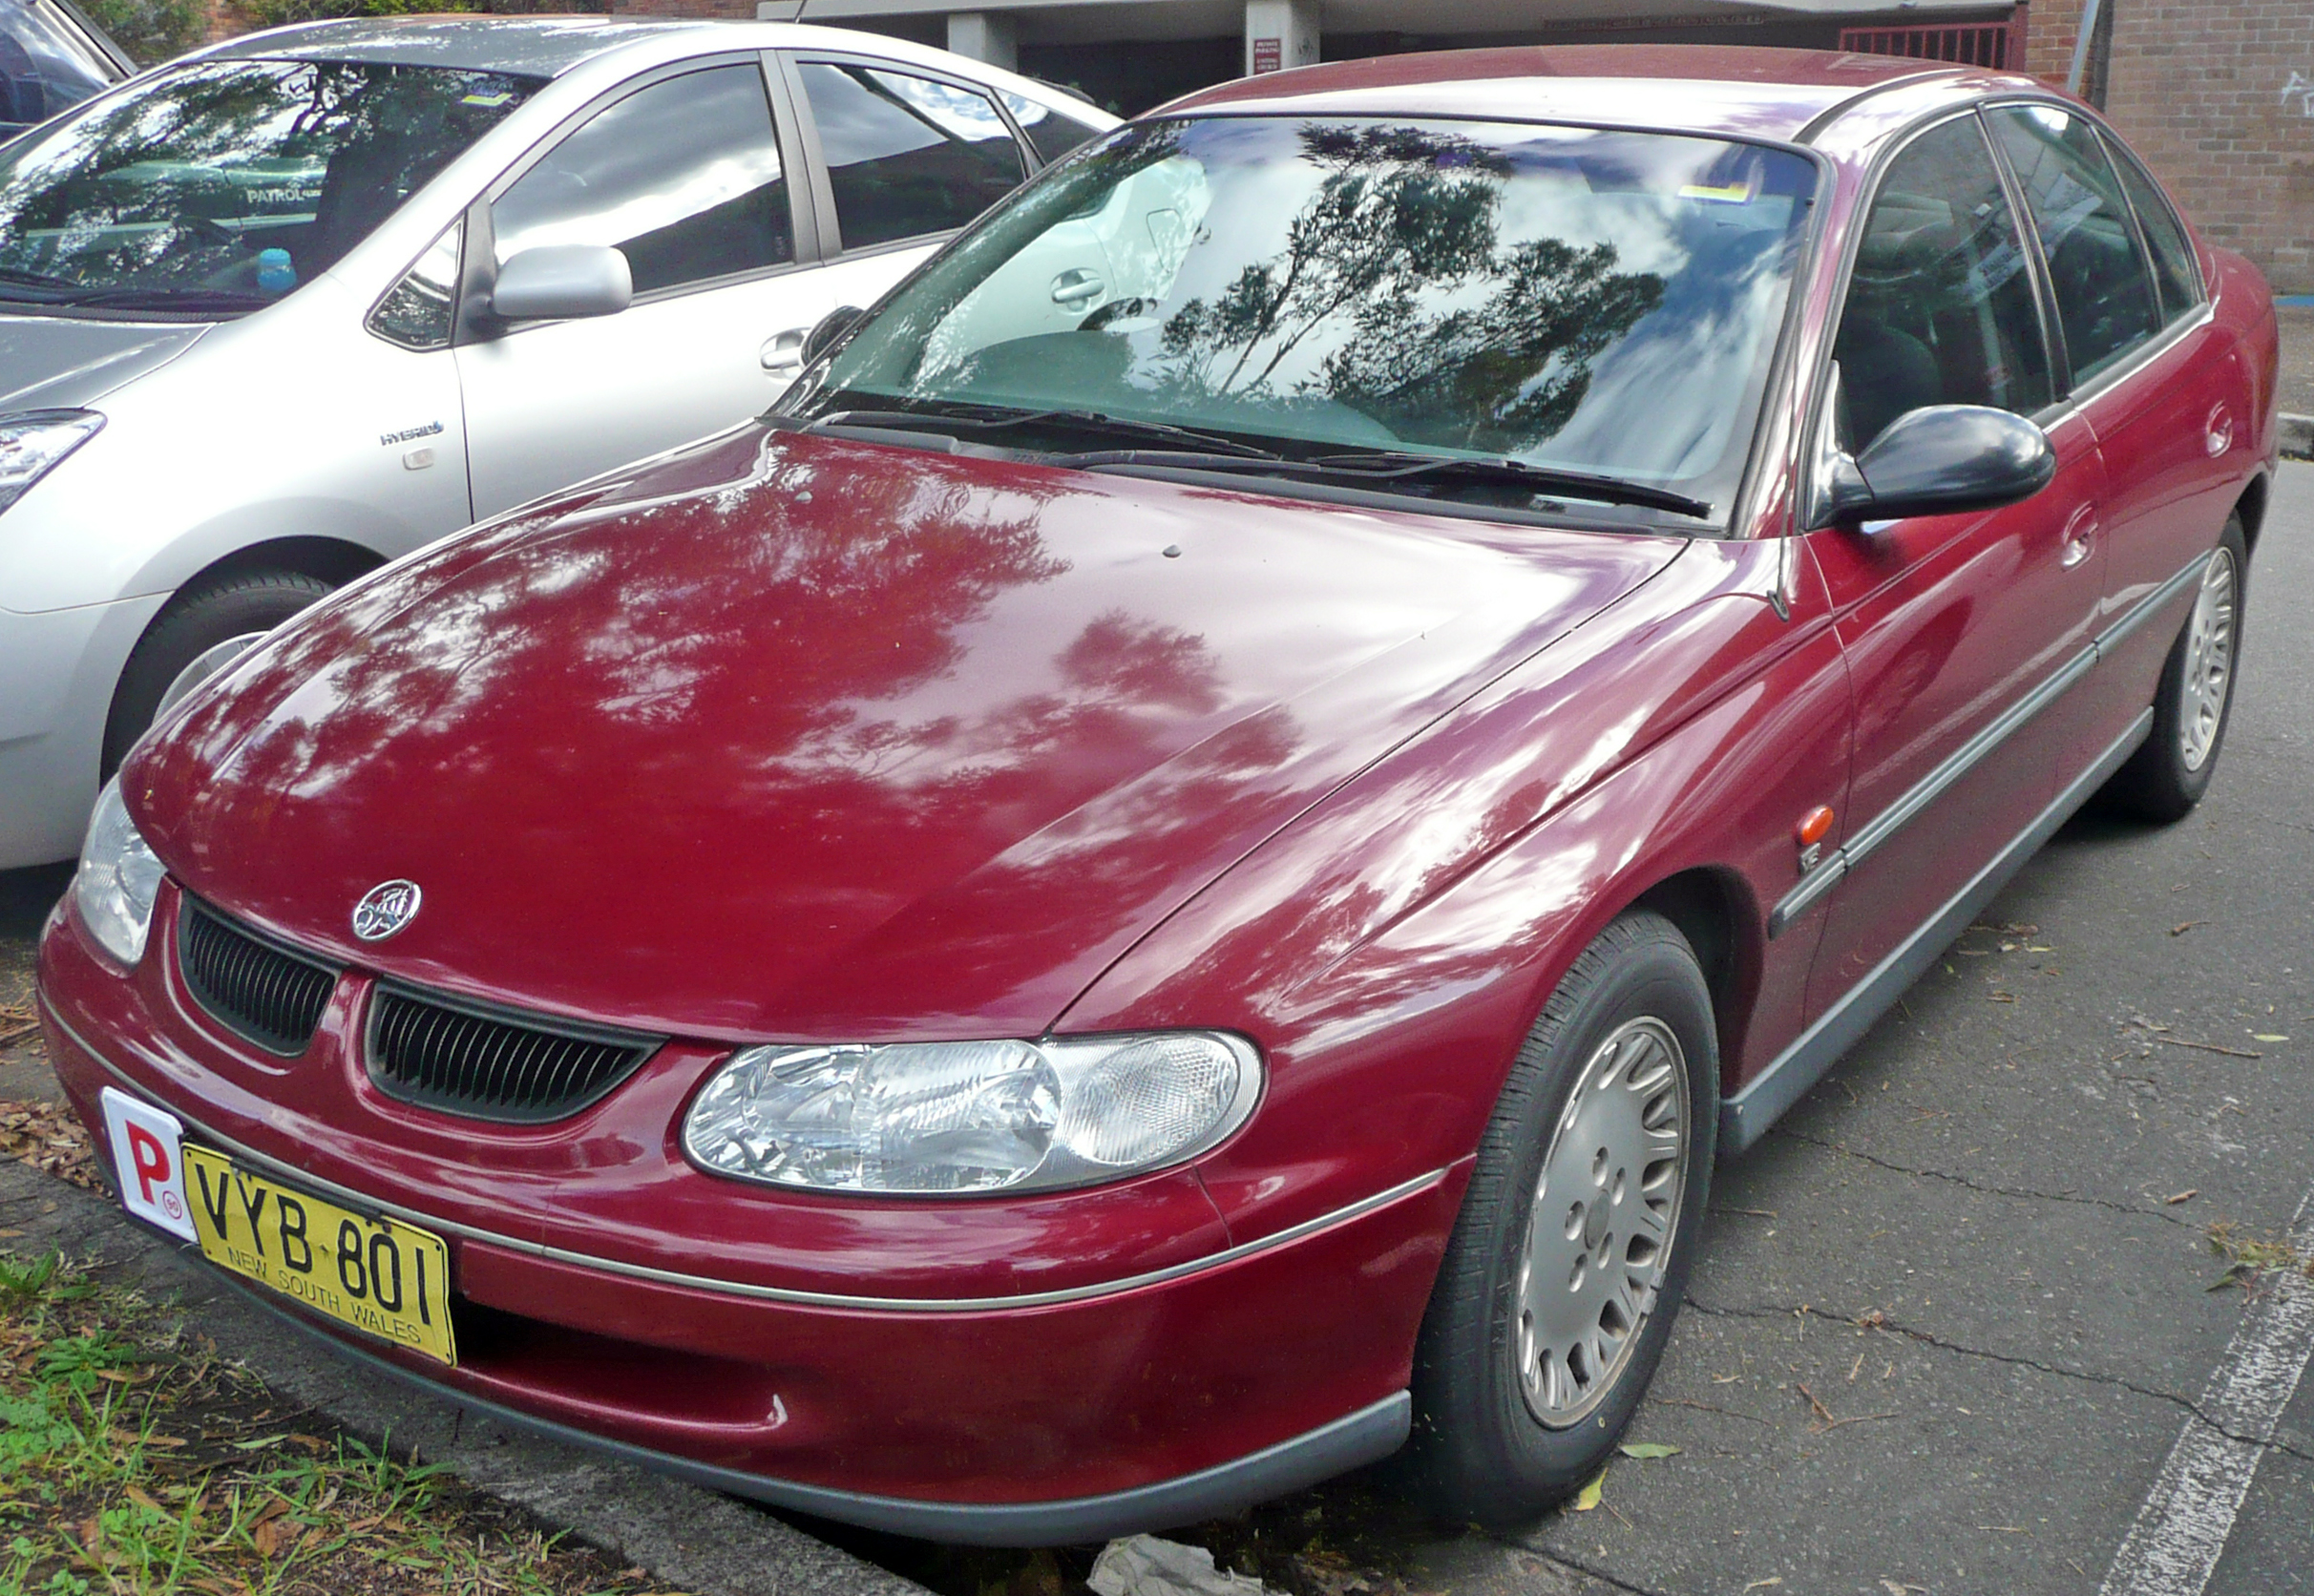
[1062,536,1854,1250]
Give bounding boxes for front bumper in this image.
[0,592,167,869]
[39,893,1460,1543]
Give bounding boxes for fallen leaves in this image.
[1617,1442,1681,1460]
[0,1098,100,1189]
[1570,1471,1605,1512]
[0,1001,38,1048]
[2206,1221,2314,1289]
[2166,1190,2199,1206]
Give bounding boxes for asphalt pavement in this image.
[4,465,2310,1596]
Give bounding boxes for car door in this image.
[357,217,483,540]
[770,50,1034,361]
[453,55,823,519]
[1985,104,2239,766]
[1799,110,2111,1017]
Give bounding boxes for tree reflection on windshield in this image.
[1156,124,1664,456]
[0,59,536,309]
[809,115,1816,522]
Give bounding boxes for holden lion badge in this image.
[352,879,422,941]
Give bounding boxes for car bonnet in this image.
[132,423,1686,1042]
[0,316,209,412]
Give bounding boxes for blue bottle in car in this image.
[256,248,296,295]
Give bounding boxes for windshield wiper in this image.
[51,286,270,312]
[1299,451,1714,520]
[812,405,1283,461]
[0,266,83,300]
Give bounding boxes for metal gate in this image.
[1838,9,2027,71]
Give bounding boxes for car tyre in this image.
[2098,516,2248,824]
[1402,909,1716,1527]
[102,569,335,777]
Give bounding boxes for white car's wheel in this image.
[103,570,334,776]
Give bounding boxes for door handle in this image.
[762,327,809,376]
[1050,268,1104,308]
[2060,503,2097,569]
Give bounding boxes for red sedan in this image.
[40,46,2277,1540]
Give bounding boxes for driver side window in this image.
[492,64,793,299]
[1834,116,2054,452]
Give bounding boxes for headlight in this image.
[683,1032,1262,1195]
[0,410,103,514]
[74,777,164,967]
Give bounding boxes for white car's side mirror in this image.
[489,244,633,322]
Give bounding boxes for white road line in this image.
[2099,1187,2314,1596]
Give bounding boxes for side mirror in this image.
[489,244,633,322]
[802,304,865,367]
[1821,405,2056,528]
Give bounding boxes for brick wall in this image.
[2025,0,2314,293]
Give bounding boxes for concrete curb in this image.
[2283,413,2313,462]
[0,1160,929,1596]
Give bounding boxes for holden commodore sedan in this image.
[0,13,1110,871]
[39,45,2276,1540]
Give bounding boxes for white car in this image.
[0,14,1113,868]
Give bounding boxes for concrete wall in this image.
[2027,0,2314,294]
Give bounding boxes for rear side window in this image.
[797,62,1025,250]
[2101,134,2201,324]
[1834,116,2054,451]
[1988,104,2161,384]
[1000,92,1104,165]
[493,64,793,297]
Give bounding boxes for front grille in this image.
[179,900,340,1055]
[365,985,661,1124]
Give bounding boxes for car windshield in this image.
[0,56,540,318]
[793,116,1819,527]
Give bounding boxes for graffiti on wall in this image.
[2284,71,2314,117]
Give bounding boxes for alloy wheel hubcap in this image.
[1516,1017,1689,1427]
[154,632,267,723]
[2179,551,2237,773]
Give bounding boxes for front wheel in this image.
[1403,910,1716,1526]
[2099,517,2247,823]
[102,569,335,777]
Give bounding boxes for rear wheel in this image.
[102,570,335,776]
[1403,910,1716,1526]
[2099,517,2246,823]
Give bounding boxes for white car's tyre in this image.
[102,570,335,776]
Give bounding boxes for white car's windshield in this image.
[0,56,539,318]
[793,116,1820,527]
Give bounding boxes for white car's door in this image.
[770,50,1039,347]
[454,55,823,518]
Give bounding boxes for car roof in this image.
[1161,45,2031,144]
[197,12,1110,116]
[201,15,710,78]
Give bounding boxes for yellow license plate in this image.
[182,1145,456,1366]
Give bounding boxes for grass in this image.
[0,1248,684,1596]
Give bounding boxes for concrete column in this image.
[1244,0,1319,77]
[946,11,1020,73]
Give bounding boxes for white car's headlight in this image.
[0,410,103,514]
[683,1032,1262,1195]
[74,777,164,967]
